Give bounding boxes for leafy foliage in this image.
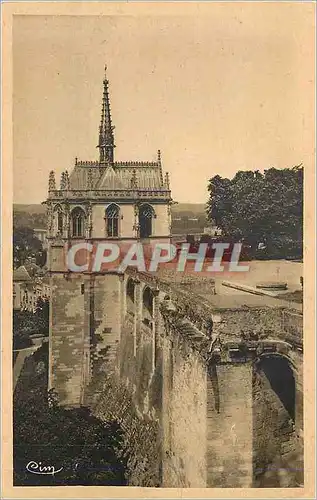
[13,298,50,349]
[13,344,128,486]
[206,166,303,258]
[13,226,46,268]
[34,297,50,335]
[12,328,33,350]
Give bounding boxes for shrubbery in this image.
[207,166,303,260]
[13,226,46,268]
[13,298,49,349]
[14,344,128,486]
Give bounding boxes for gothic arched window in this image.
[139,204,155,238]
[105,204,119,237]
[71,207,85,238]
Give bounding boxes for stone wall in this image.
[153,204,170,237]
[161,331,207,487]
[212,306,303,345]
[207,363,253,487]
[89,280,211,488]
[90,273,123,378]
[50,271,124,407]
[49,273,91,406]
[87,276,163,486]
[92,374,162,487]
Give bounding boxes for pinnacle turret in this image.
[48,171,56,191]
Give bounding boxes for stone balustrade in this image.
[74,160,160,167]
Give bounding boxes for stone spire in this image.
[97,65,115,166]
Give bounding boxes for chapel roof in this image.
[68,160,164,191]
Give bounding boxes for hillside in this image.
[13,204,46,230]
[172,203,206,215]
[13,202,208,233]
[14,204,46,214]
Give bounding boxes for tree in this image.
[13,227,44,268]
[12,314,33,349]
[14,392,128,486]
[14,344,128,486]
[13,310,37,349]
[13,298,50,349]
[35,297,49,335]
[206,166,303,258]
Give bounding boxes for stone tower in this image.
[44,66,173,406]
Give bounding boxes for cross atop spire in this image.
[97,65,115,165]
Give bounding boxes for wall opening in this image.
[252,354,301,487]
[256,355,295,421]
[142,287,154,326]
[139,204,155,238]
[126,278,135,316]
[105,203,120,237]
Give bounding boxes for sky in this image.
[13,4,314,204]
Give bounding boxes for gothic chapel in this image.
[44,67,173,406]
[45,65,173,255]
